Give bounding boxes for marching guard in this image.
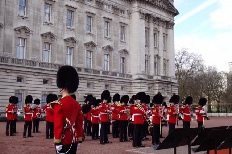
[195,97,208,128]
[52,65,83,154]
[6,96,18,136]
[128,95,136,139]
[90,97,100,140]
[32,99,42,133]
[111,93,120,138]
[23,95,34,138]
[182,96,193,128]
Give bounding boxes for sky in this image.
[174,0,232,72]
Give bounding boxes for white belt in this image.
[25,113,33,114]
[100,113,108,115]
[183,113,191,116]
[152,114,156,117]
[133,114,142,116]
[92,115,99,118]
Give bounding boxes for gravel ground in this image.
[0,117,232,154]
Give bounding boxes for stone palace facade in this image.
[0,0,178,111]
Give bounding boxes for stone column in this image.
[149,19,154,75]
[158,20,164,76]
[167,22,175,77]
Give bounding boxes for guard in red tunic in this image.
[6,96,18,136]
[111,93,120,138]
[43,94,57,139]
[98,90,112,144]
[128,95,136,139]
[32,99,42,133]
[53,65,83,154]
[89,97,99,140]
[195,97,207,128]
[151,92,164,146]
[142,95,150,140]
[167,94,180,135]
[83,94,93,136]
[12,99,18,135]
[23,95,34,138]
[131,92,146,148]
[182,96,193,128]
[118,95,129,142]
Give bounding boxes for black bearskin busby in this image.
[129,95,135,104]
[199,97,207,106]
[84,94,93,103]
[46,94,58,104]
[184,96,193,105]
[169,94,180,104]
[25,95,33,104]
[89,97,96,107]
[34,98,40,105]
[71,94,76,100]
[135,92,146,102]
[113,93,120,102]
[82,103,92,114]
[101,90,110,101]
[56,65,79,93]
[152,92,164,104]
[9,96,18,104]
[144,95,150,104]
[96,99,101,106]
[120,95,129,105]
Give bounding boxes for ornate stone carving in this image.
[166,21,175,29]
[41,32,56,41]
[14,26,32,35]
[84,41,97,49]
[96,0,103,8]
[64,37,77,43]
[102,45,114,52]
[118,49,129,55]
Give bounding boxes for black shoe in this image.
[28,135,33,137]
[100,141,105,144]
[105,141,112,144]
[139,145,145,147]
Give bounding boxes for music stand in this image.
[154,128,198,154]
[193,129,232,154]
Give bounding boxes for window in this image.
[86,50,93,69]
[120,57,125,74]
[154,32,158,48]
[19,0,26,16]
[43,79,49,84]
[104,4,111,10]
[121,86,125,91]
[66,47,73,66]
[145,55,149,74]
[15,92,23,110]
[145,28,149,47]
[104,21,110,37]
[86,0,93,3]
[104,54,110,71]
[41,94,47,107]
[154,56,159,76]
[44,3,52,22]
[67,10,74,28]
[120,10,125,15]
[163,34,167,51]
[43,42,51,63]
[163,59,167,76]
[120,25,125,41]
[87,16,93,32]
[17,77,23,82]
[105,84,110,90]
[87,82,94,89]
[16,38,26,59]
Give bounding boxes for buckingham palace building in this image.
[0,0,179,111]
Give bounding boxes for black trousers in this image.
[100,122,109,143]
[46,121,54,139]
[141,121,149,139]
[119,120,128,141]
[86,120,92,136]
[55,143,77,154]
[33,118,40,133]
[128,121,134,137]
[198,122,203,128]
[13,119,17,133]
[152,124,160,144]
[23,121,32,137]
[133,124,143,147]
[92,124,99,139]
[107,122,111,134]
[6,120,14,136]
[183,121,190,128]
[168,123,175,135]
[112,120,119,138]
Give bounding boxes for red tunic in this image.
[98,103,110,123]
[182,105,191,122]
[53,96,83,145]
[90,107,99,124]
[167,105,177,124]
[6,104,15,120]
[33,106,42,119]
[151,105,162,124]
[111,103,119,120]
[24,105,33,121]
[43,104,54,122]
[13,104,18,120]
[130,105,145,124]
[117,105,129,121]
[195,106,205,122]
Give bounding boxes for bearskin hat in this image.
[169,94,180,104]
[84,94,93,103]
[82,104,91,114]
[71,94,76,100]
[162,102,167,108]
[89,97,96,106]
[129,95,135,104]
[135,92,146,102]
[25,95,33,104]
[113,93,120,102]
[34,98,40,105]
[152,92,164,104]
[56,65,79,93]
[9,96,18,104]
[144,95,150,104]
[101,90,110,101]
[96,99,101,106]
[46,94,58,104]
[185,96,193,105]
[120,95,129,105]
[199,97,207,106]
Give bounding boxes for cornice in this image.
[14,26,33,35]
[41,32,56,41]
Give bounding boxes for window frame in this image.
[44,2,52,23]
[104,20,110,38]
[42,42,51,63]
[67,9,74,28]
[66,46,73,66]
[104,54,110,71]
[86,50,93,69]
[86,15,93,33]
[16,37,26,59]
[120,57,125,74]
[19,0,27,16]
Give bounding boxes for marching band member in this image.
[118,95,130,142]
[83,94,93,136]
[23,95,34,138]
[167,94,180,135]
[32,99,42,133]
[195,97,208,128]
[131,92,146,148]
[182,96,193,128]
[142,95,150,140]
[90,97,100,140]
[128,95,136,139]
[98,90,112,144]
[151,92,164,146]
[52,65,83,154]
[6,96,18,136]
[111,93,120,138]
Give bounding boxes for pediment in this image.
[119,49,129,55]
[41,32,56,40]
[14,26,32,34]
[84,41,97,48]
[64,37,77,43]
[102,45,114,51]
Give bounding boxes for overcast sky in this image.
[174,0,232,72]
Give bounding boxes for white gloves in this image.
[56,145,62,152]
[77,143,81,150]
